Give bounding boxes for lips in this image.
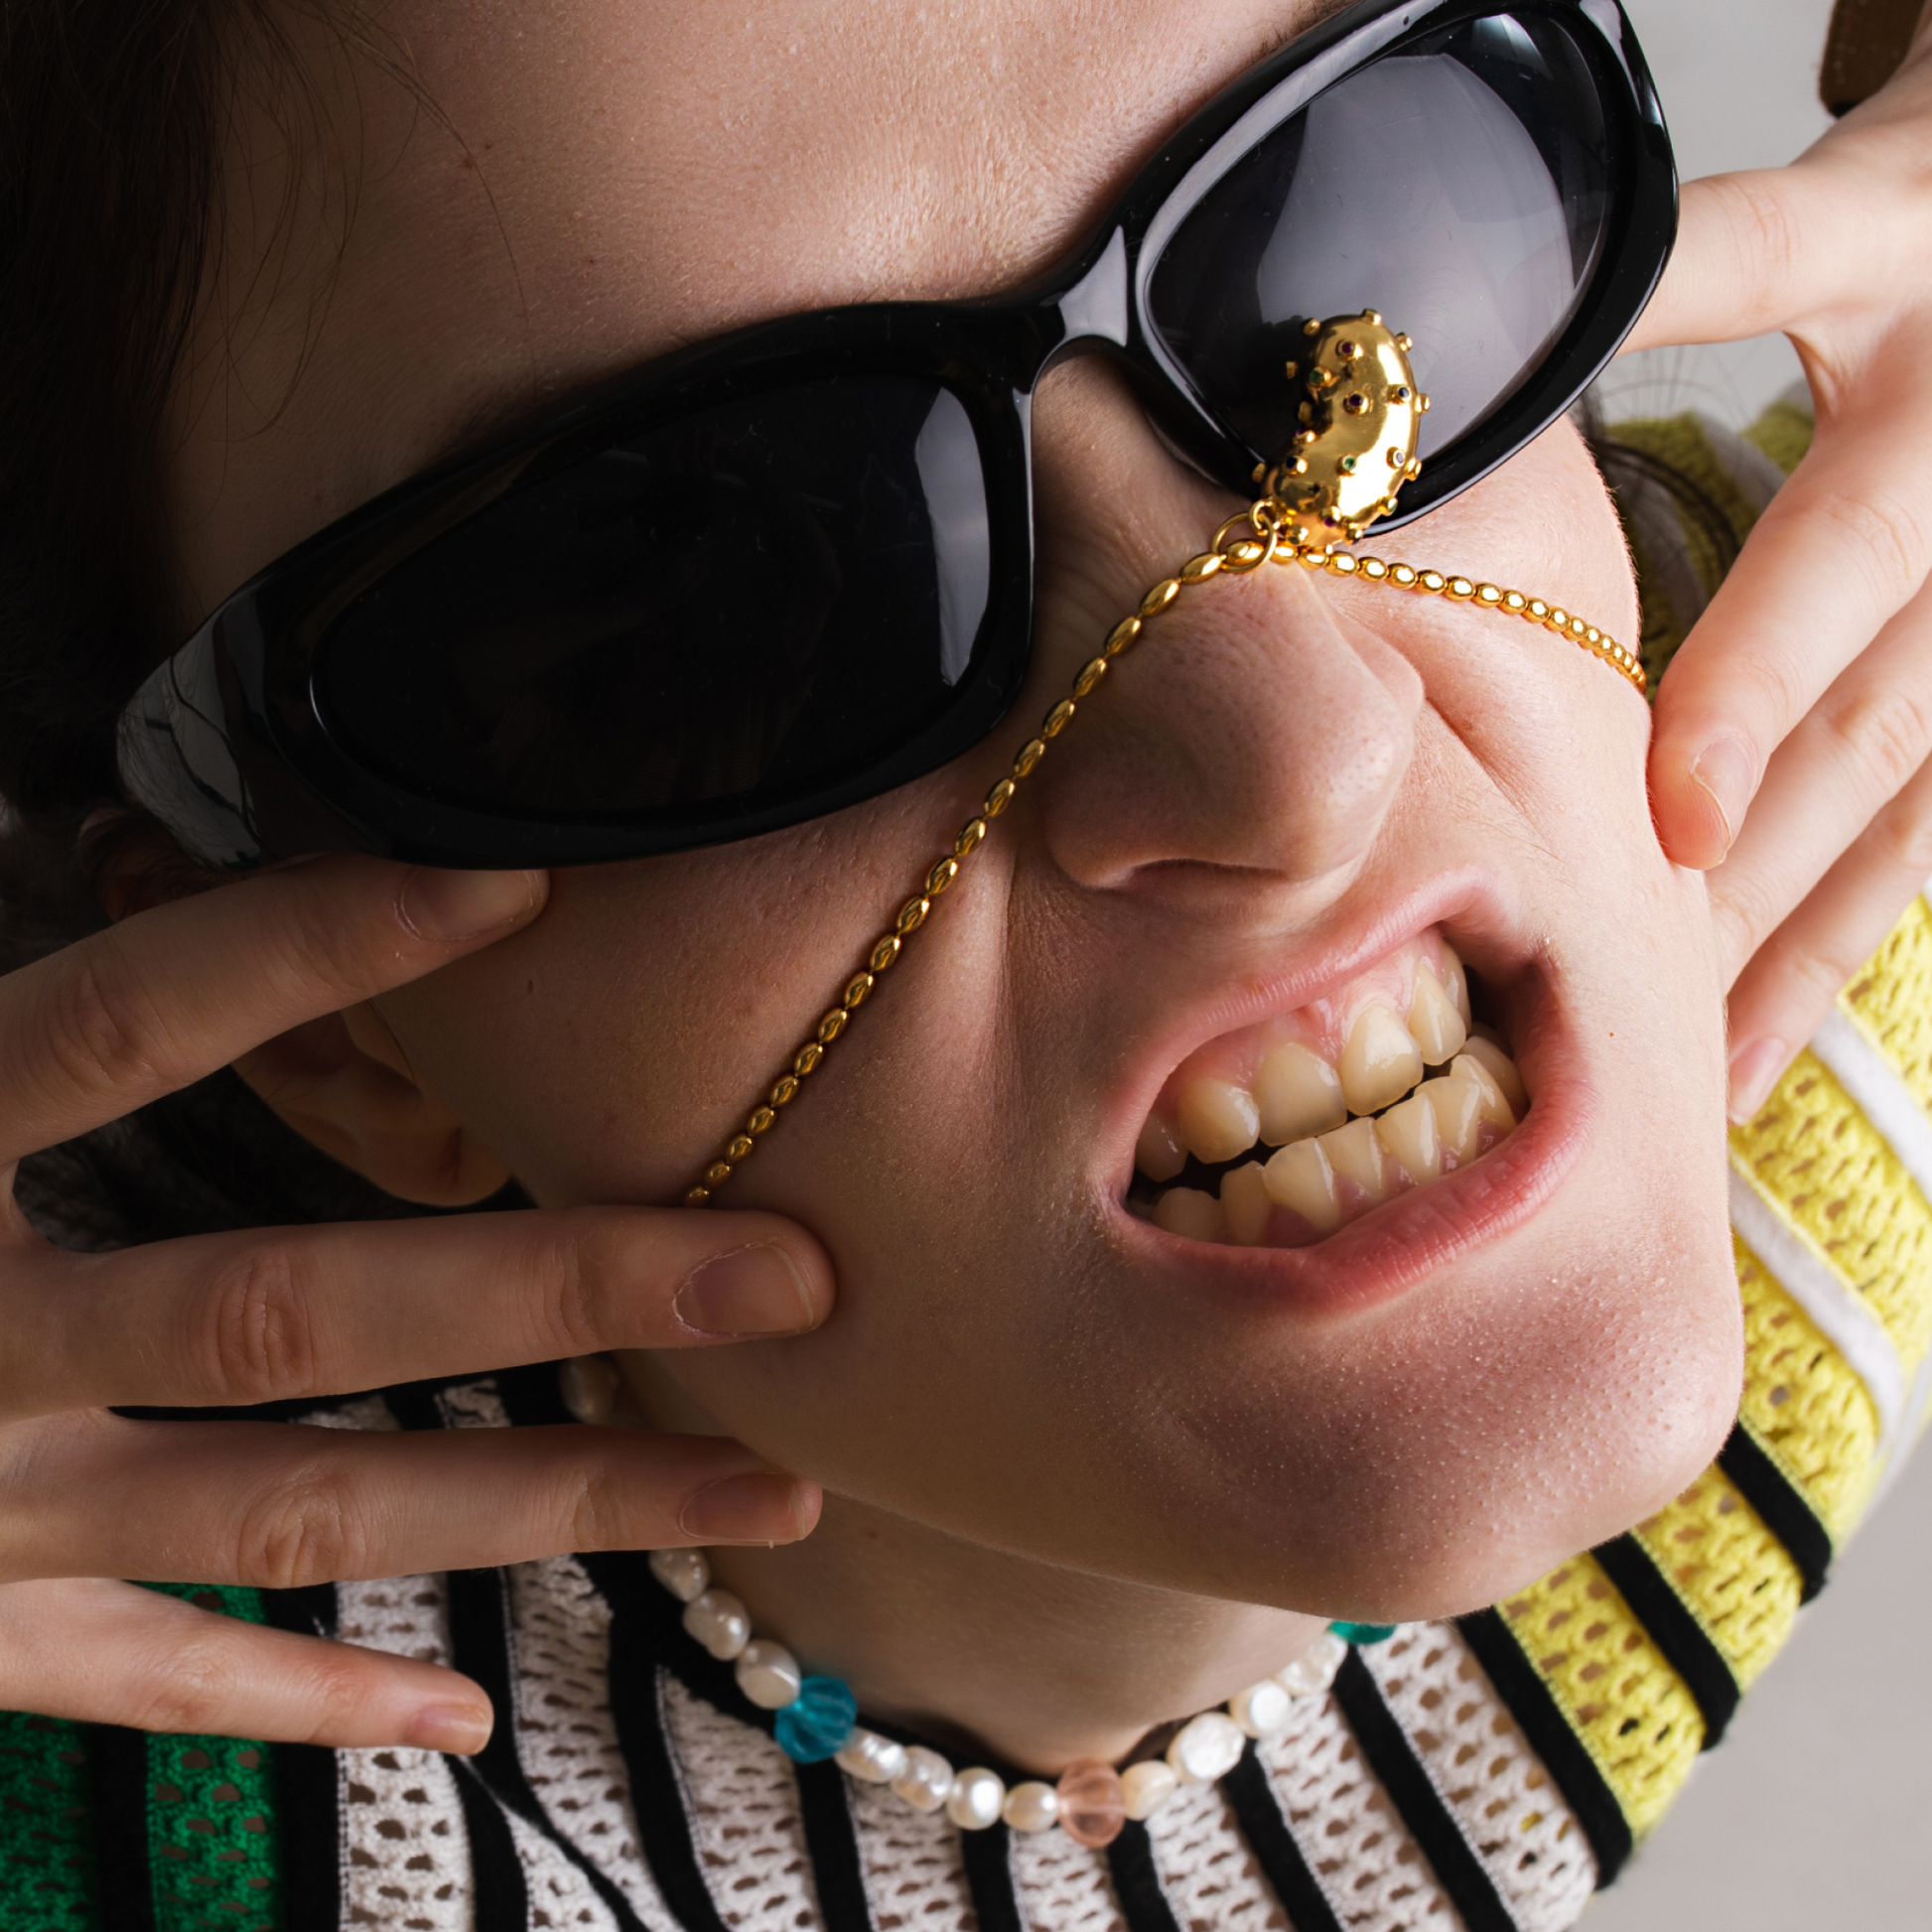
[1128,926,1529,1249]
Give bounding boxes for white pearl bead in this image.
[647,1548,710,1604]
[1230,1678,1294,1739]
[835,1727,907,1785]
[1279,1631,1347,1698]
[735,1638,803,1711]
[945,1767,1006,1832]
[892,1745,954,1814]
[558,1354,620,1424]
[1120,1759,1178,1821]
[682,1588,751,1661]
[1167,1711,1245,1784]
[1002,1781,1060,1833]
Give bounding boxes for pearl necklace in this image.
[647,1546,1391,1848]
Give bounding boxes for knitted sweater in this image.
[6,399,1928,1932]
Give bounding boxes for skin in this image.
[159,0,1748,1772]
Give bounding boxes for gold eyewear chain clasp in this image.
[684,313,1640,1204]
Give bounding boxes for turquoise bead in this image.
[773,1676,857,1763]
[1329,1620,1396,1645]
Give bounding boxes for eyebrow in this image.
[418,0,1372,478]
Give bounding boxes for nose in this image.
[1027,364,1425,898]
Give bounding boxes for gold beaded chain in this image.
[681,316,1641,1207]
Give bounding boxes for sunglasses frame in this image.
[119,0,1674,871]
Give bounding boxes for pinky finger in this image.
[0,1576,491,1751]
[1720,762,1932,1123]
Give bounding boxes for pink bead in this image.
[1055,1760,1127,1849]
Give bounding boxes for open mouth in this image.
[1128,928,1527,1248]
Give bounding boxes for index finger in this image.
[1645,403,1932,867]
[0,857,546,1167]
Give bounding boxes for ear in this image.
[89,816,511,1207]
[232,1002,513,1207]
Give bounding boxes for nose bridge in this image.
[1035,552,1425,894]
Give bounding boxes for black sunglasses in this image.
[119,0,1674,872]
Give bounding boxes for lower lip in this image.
[1111,1056,1591,1314]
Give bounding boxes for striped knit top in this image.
[6,394,1929,1932]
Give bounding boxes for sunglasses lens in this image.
[310,373,994,830]
[1147,11,1615,470]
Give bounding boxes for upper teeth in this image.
[1137,939,1527,1247]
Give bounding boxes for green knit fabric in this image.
[0,1584,287,1931]
[139,1585,282,1932]
[0,1713,98,1930]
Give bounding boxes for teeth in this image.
[1220,1163,1274,1245]
[1441,942,1471,1026]
[1176,1078,1262,1166]
[1136,1112,1188,1183]
[1423,1072,1485,1165]
[1319,1117,1390,1205]
[1263,1137,1342,1232]
[1449,1052,1518,1131]
[1338,1001,1425,1116]
[1154,1187,1226,1242]
[1254,1041,1347,1146]
[1459,1034,1527,1114]
[1375,1090,1441,1184]
[1406,966,1467,1066]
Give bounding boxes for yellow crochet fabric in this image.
[1629,1465,1801,1690]
[1841,891,1932,1115]
[1496,1554,1704,1836]
[1733,1234,1880,1541]
[1483,396,1932,1855]
[1730,1049,1932,1376]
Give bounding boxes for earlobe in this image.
[231,1002,514,1208]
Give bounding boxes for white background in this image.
[1578,4,1932,1927]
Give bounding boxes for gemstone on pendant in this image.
[773,1676,858,1763]
[1055,1760,1127,1848]
[1329,1621,1397,1645]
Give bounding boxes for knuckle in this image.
[40,944,177,1103]
[229,1461,368,1590]
[1796,486,1932,607]
[564,1461,634,1553]
[1873,786,1932,877]
[1816,684,1932,798]
[517,1225,607,1357]
[1710,174,1807,328]
[1773,934,1863,1009]
[1711,869,1783,964]
[121,1625,250,1735]
[196,1242,324,1404]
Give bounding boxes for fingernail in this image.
[1688,738,1755,858]
[674,1243,818,1338]
[399,868,546,941]
[678,1471,809,1543]
[404,1700,493,1754]
[1727,1036,1788,1124]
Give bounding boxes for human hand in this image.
[1620,4,1932,1118]
[0,856,830,1751]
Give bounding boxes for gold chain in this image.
[681,484,1640,1206]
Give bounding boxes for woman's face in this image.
[168,0,1741,1620]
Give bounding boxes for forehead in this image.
[177,0,1341,604]
[341,0,1335,390]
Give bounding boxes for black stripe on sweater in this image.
[1330,1652,1518,1932]
[258,1585,342,1932]
[1222,1742,1344,1932]
[86,1724,155,1932]
[1719,1422,1834,1603]
[444,1559,653,1932]
[1455,1609,1632,1886]
[451,1757,530,1932]
[959,1821,1025,1932]
[1106,1822,1185,1932]
[1590,1535,1740,1747]
[794,1758,877,1932]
